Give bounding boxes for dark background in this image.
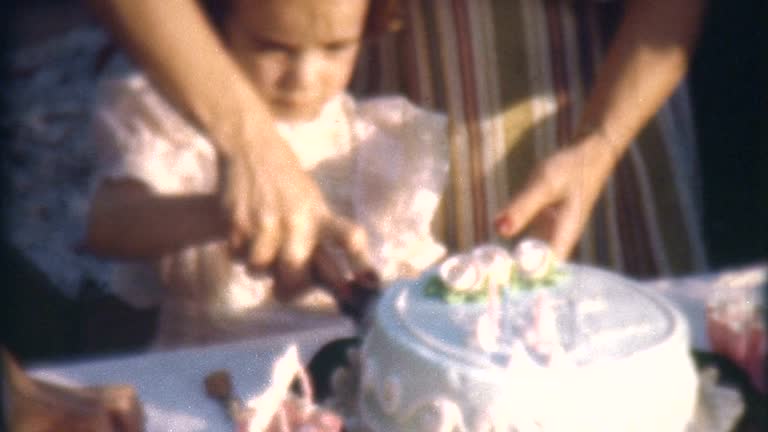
[690,0,766,267]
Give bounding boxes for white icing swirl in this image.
[380,375,402,414]
[411,398,466,432]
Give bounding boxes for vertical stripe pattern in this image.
[351,0,707,276]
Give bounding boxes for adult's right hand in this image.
[219,133,374,301]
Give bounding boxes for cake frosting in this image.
[357,241,699,431]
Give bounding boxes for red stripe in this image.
[451,0,488,242]
[400,5,425,105]
[544,2,573,147]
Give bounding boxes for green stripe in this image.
[491,0,538,196]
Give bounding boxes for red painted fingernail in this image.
[494,215,512,235]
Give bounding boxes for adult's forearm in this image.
[84,187,230,259]
[579,0,705,159]
[86,0,277,156]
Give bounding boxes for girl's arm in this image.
[83,179,375,305]
[83,179,229,258]
[495,0,705,259]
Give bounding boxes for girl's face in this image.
[225,0,369,121]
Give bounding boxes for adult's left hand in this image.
[493,131,620,260]
[494,0,704,260]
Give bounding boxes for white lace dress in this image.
[90,73,449,347]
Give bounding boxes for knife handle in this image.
[324,267,379,324]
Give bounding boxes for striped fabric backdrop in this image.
[350,0,707,277]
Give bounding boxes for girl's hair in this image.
[200,0,403,37]
[365,0,404,35]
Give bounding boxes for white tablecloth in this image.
[32,322,355,431]
[30,264,765,431]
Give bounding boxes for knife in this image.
[334,270,382,332]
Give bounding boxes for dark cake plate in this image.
[308,337,362,403]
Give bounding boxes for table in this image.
[644,263,765,352]
[32,322,355,431]
[31,265,765,431]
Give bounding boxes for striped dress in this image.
[350,0,708,278]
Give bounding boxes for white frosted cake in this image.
[357,242,698,431]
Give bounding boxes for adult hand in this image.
[494,131,620,260]
[219,135,374,300]
[492,0,703,260]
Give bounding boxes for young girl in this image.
[84,0,448,347]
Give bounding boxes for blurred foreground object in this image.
[1,348,145,432]
[707,292,765,393]
[204,345,342,432]
[238,345,342,432]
